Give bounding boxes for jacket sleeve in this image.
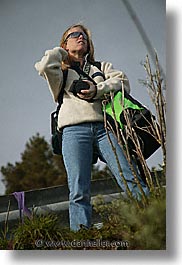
[34,47,68,102]
[94,61,130,99]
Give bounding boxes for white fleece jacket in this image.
[35,47,130,129]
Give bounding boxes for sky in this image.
[0,0,166,195]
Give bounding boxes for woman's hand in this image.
[77,80,97,100]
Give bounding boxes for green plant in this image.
[0,200,13,250]
[93,189,166,250]
[13,211,64,250]
[0,234,11,250]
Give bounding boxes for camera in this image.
[69,80,90,96]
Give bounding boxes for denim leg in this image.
[96,124,149,199]
[62,124,93,231]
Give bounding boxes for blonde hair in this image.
[60,24,95,69]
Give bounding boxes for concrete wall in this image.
[0,178,122,229]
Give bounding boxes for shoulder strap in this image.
[92,61,101,70]
[70,63,97,85]
[56,69,68,113]
[71,61,105,82]
[92,61,106,80]
[51,69,68,135]
[57,69,68,104]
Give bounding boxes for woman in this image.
[35,24,149,231]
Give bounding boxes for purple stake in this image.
[13,191,32,222]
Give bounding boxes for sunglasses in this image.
[65,31,88,42]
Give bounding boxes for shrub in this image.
[93,189,166,250]
[13,212,64,250]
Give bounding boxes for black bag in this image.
[104,90,161,159]
[51,111,62,155]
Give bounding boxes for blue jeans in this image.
[62,122,149,231]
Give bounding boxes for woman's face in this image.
[65,26,88,57]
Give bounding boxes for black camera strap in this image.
[70,62,97,85]
[82,62,91,78]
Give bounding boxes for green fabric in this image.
[104,91,143,129]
